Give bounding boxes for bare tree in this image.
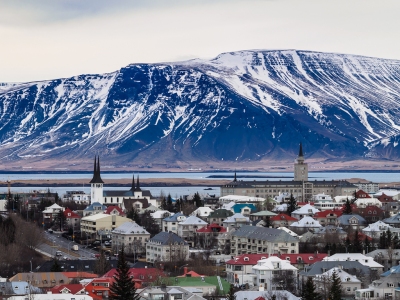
[271,270,297,294]
[263,290,289,300]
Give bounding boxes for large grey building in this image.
[220,144,356,201]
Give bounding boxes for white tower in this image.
[90,156,104,204]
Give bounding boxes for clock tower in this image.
[294,143,308,181]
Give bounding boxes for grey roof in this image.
[112,221,149,235]
[369,273,400,287]
[35,259,119,272]
[223,179,356,188]
[0,282,42,295]
[235,290,300,300]
[337,214,367,226]
[208,209,233,218]
[231,225,298,242]
[366,249,400,261]
[83,202,107,211]
[149,232,188,245]
[300,261,370,277]
[164,212,186,222]
[383,213,400,224]
[138,286,205,300]
[103,190,152,197]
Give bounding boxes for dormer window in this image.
[244,257,249,261]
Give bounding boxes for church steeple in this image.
[299,142,304,157]
[89,155,104,184]
[294,142,308,182]
[130,174,135,191]
[135,175,142,191]
[233,171,237,182]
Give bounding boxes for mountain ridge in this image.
[1,49,400,170]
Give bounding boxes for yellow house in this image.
[80,213,132,239]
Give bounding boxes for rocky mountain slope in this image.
[1,50,400,169]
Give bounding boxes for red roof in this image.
[62,272,98,279]
[314,209,343,218]
[64,208,81,219]
[356,190,371,198]
[102,268,165,282]
[376,193,394,203]
[270,213,297,222]
[105,206,125,216]
[255,297,266,300]
[85,277,141,300]
[50,284,85,295]
[226,253,328,265]
[196,223,227,233]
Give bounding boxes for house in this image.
[355,190,371,199]
[366,250,400,271]
[226,253,327,285]
[354,206,385,224]
[8,272,92,289]
[196,224,227,249]
[80,213,132,240]
[376,194,398,217]
[314,267,361,297]
[355,273,400,300]
[230,226,299,256]
[178,216,208,246]
[222,213,250,230]
[252,256,298,290]
[151,210,173,228]
[383,213,400,228]
[206,209,233,226]
[374,190,400,201]
[162,212,187,234]
[138,286,206,300]
[355,198,382,209]
[111,221,150,254]
[314,209,342,226]
[289,216,322,231]
[7,293,94,300]
[84,276,140,300]
[362,221,394,239]
[270,213,298,228]
[190,207,214,220]
[231,203,257,217]
[102,268,165,285]
[82,202,107,217]
[337,214,367,230]
[234,290,300,300]
[49,283,86,295]
[0,281,42,296]
[63,208,81,231]
[322,253,384,271]
[146,232,189,263]
[218,195,265,205]
[42,203,65,227]
[250,211,277,222]
[105,205,125,217]
[62,190,91,204]
[291,204,320,220]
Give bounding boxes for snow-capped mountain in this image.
[1,50,400,169]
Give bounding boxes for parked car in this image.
[104,241,111,246]
[56,251,62,256]
[72,245,79,251]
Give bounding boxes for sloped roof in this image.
[231,203,257,213]
[300,261,370,276]
[316,267,361,283]
[251,210,277,217]
[163,212,187,222]
[149,231,188,245]
[290,216,322,228]
[337,214,367,225]
[105,205,124,215]
[208,209,233,218]
[383,212,400,224]
[314,209,343,218]
[196,224,227,233]
[223,213,250,224]
[50,283,85,294]
[112,221,149,235]
[64,208,81,219]
[292,204,320,215]
[363,220,393,232]
[322,253,383,268]
[231,226,298,242]
[83,202,107,212]
[179,216,208,225]
[270,213,297,222]
[226,253,327,265]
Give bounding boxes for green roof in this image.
[250,210,277,217]
[174,276,230,293]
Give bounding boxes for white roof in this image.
[362,221,393,232]
[219,195,265,202]
[277,227,299,237]
[178,216,208,225]
[190,207,214,217]
[221,201,236,210]
[151,210,172,219]
[355,198,382,206]
[315,267,361,283]
[112,221,149,235]
[47,203,63,209]
[290,216,322,228]
[223,213,249,223]
[374,189,400,197]
[322,253,384,268]
[273,203,288,212]
[81,213,112,221]
[252,256,298,271]
[292,204,320,215]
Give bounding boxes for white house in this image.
[291,204,320,220]
[314,267,361,297]
[146,232,189,263]
[355,198,382,208]
[162,212,187,234]
[251,256,298,290]
[111,221,150,254]
[190,207,214,219]
[222,213,250,230]
[178,216,208,246]
[322,253,384,271]
[362,220,394,238]
[290,216,322,230]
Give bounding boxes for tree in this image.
[50,258,62,272]
[140,211,160,237]
[94,250,111,276]
[193,192,202,207]
[272,270,297,294]
[160,197,167,210]
[328,271,343,300]
[351,190,358,204]
[166,194,174,212]
[127,209,141,225]
[109,247,140,300]
[286,193,298,216]
[301,277,322,300]
[380,231,387,249]
[353,230,362,253]
[263,216,271,228]
[343,198,352,215]
[175,197,182,213]
[226,284,236,300]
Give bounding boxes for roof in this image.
[223,213,250,224]
[362,220,393,232]
[105,205,124,215]
[62,272,98,279]
[231,203,257,214]
[250,210,277,217]
[89,156,104,184]
[383,212,400,224]
[235,291,300,300]
[292,204,320,215]
[112,221,149,235]
[151,210,172,219]
[179,216,208,225]
[102,268,165,280]
[270,213,297,222]
[231,225,298,242]
[64,208,81,219]
[315,267,361,283]
[50,283,85,294]
[314,209,343,218]
[300,261,371,277]
[196,224,227,233]
[290,216,322,228]
[191,207,214,217]
[226,253,327,266]
[149,231,188,245]
[208,209,233,218]
[337,214,367,225]
[163,212,187,222]
[252,256,298,271]
[81,213,113,221]
[83,202,107,212]
[322,253,383,268]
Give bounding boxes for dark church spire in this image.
[89,155,104,184]
[130,174,135,191]
[135,175,141,191]
[298,143,304,157]
[233,171,237,182]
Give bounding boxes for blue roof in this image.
[150,232,188,245]
[163,212,186,222]
[83,202,107,211]
[381,265,400,277]
[232,203,257,214]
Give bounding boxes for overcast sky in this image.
[1,0,399,82]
